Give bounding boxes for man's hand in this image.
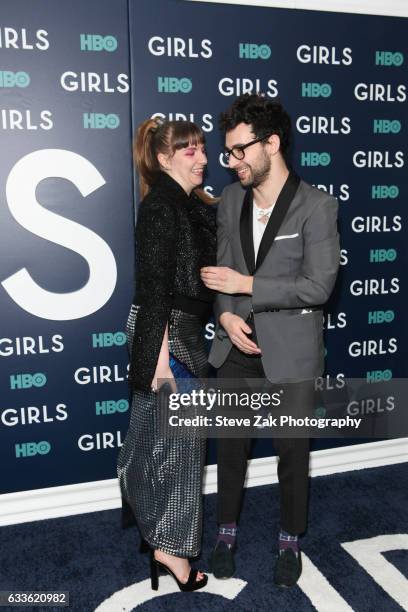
[200,266,253,295]
[219,312,261,355]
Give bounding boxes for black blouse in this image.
[128,172,217,392]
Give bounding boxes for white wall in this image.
[187,0,408,18]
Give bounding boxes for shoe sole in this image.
[212,570,235,580]
[275,579,299,588]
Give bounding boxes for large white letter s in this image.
[2,149,117,320]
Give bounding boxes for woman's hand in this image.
[200,266,253,295]
[151,364,177,394]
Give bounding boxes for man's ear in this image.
[157,152,171,170]
[267,134,281,155]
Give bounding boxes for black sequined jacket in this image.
[128,172,217,392]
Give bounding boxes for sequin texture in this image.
[118,305,208,556]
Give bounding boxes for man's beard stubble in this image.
[239,151,271,188]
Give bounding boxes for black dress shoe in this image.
[210,541,236,579]
[273,549,302,587]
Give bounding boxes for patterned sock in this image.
[217,522,237,548]
[279,529,299,556]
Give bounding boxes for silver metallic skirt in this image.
[117,305,208,557]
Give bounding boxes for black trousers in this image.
[216,317,311,536]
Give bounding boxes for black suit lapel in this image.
[239,188,256,275]
[255,171,300,271]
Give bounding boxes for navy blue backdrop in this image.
[0,0,406,495]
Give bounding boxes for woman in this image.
[117,118,216,592]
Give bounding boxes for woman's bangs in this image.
[171,122,205,151]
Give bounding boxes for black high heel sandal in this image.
[120,498,150,554]
[150,550,208,592]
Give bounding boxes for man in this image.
[201,94,340,587]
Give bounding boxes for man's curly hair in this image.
[219,94,291,157]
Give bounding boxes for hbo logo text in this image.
[375,51,404,66]
[301,152,331,167]
[369,249,397,262]
[373,119,401,134]
[0,71,30,87]
[301,82,332,97]
[239,43,271,59]
[15,441,51,458]
[96,400,129,415]
[10,372,47,389]
[80,34,118,52]
[83,113,120,129]
[366,369,392,382]
[371,185,399,199]
[92,332,127,348]
[158,77,192,93]
[368,310,395,324]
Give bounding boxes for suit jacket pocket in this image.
[274,233,299,241]
[281,310,319,368]
[255,309,323,380]
[268,232,303,266]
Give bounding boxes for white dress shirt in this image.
[253,199,275,260]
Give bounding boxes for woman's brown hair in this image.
[133,118,216,204]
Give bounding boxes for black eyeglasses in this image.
[223,133,272,163]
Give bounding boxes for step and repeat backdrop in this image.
[0,0,407,494]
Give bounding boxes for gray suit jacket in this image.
[208,173,340,382]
